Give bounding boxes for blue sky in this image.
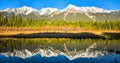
[0,0,120,10]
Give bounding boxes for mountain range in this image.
[0,4,120,21]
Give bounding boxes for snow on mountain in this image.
[62,4,80,12]
[4,6,40,15]
[2,4,115,15]
[59,4,116,21]
[1,4,119,21]
[62,4,113,13]
[79,7,112,13]
[18,6,39,15]
[40,8,59,15]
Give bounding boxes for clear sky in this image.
[0,0,120,10]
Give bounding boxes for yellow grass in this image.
[0,26,120,36]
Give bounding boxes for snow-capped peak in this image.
[62,4,80,12]
[4,8,16,12]
[79,7,112,13]
[18,6,35,11]
[63,4,113,13]
[1,4,116,16]
[4,6,39,15]
[17,6,39,15]
[66,4,79,10]
[40,8,59,15]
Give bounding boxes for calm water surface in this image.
[0,38,120,63]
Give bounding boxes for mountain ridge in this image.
[1,4,116,14]
[0,4,120,21]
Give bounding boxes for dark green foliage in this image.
[0,13,120,30]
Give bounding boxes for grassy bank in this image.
[0,26,120,39]
[1,31,120,39]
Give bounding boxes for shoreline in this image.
[1,32,120,39]
[0,26,120,39]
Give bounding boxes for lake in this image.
[0,38,120,63]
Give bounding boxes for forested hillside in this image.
[0,12,120,30]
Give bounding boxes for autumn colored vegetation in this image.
[0,13,120,30]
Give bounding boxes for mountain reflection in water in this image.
[0,38,120,63]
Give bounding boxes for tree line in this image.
[0,12,120,30]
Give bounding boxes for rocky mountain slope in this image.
[0,4,120,21]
